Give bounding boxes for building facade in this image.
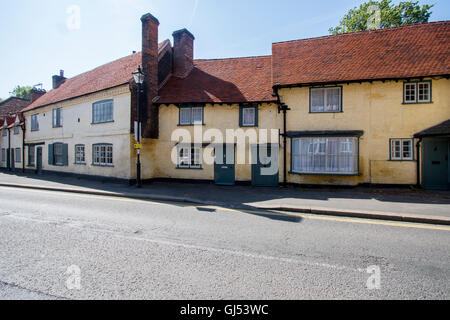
[11,14,450,189]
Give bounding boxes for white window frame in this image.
[404,81,431,104]
[310,87,342,113]
[242,107,256,127]
[75,145,86,164]
[390,139,413,161]
[31,114,39,131]
[291,137,359,175]
[92,100,114,124]
[179,105,203,126]
[52,108,63,128]
[93,144,113,166]
[177,146,202,169]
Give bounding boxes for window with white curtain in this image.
[242,107,256,126]
[93,100,114,124]
[310,87,342,113]
[179,105,203,125]
[292,137,358,174]
[178,146,202,169]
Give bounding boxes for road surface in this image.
[0,186,448,299]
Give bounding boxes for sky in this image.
[0,0,448,99]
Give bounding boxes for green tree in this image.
[11,85,33,100]
[329,0,434,35]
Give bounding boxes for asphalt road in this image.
[0,186,448,300]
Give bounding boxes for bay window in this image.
[291,137,359,174]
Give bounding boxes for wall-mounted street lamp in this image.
[132,66,145,188]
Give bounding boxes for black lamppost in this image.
[132,66,145,188]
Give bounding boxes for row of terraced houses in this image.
[1,14,449,189]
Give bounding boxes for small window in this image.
[1,149,6,162]
[14,125,19,135]
[179,105,203,126]
[52,108,63,127]
[15,148,21,163]
[390,139,413,161]
[28,145,35,166]
[54,143,64,165]
[240,105,258,127]
[31,114,39,131]
[75,145,85,164]
[2,128,7,136]
[178,146,202,169]
[310,87,342,113]
[93,100,114,124]
[404,81,431,104]
[93,144,113,166]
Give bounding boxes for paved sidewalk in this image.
[1,171,449,225]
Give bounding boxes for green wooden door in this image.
[422,138,449,190]
[252,144,279,187]
[214,144,235,185]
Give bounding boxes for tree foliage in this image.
[11,85,33,100]
[329,0,434,35]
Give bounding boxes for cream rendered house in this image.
[17,14,450,189]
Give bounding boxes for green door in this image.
[214,144,235,185]
[422,138,449,190]
[10,151,15,172]
[252,144,279,187]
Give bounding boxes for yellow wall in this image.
[139,103,282,182]
[280,77,450,185]
[23,85,133,179]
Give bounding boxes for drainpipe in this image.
[416,138,422,188]
[22,121,25,173]
[7,127,11,171]
[274,87,290,187]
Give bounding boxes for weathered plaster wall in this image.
[279,78,450,186]
[140,102,282,182]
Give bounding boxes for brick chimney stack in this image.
[141,13,160,139]
[172,29,195,78]
[30,88,46,103]
[52,70,66,89]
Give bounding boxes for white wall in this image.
[24,85,133,180]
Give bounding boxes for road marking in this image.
[1,185,449,231]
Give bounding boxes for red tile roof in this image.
[1,116,16,128]
[23,40,170,113]
[272,21,450,87]
[0,97,31,117]
[157,56,276,104]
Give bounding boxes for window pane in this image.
[192,107,203,125]
[402,140,412,160]
[93,101,113,123]
[242,107,255,126]
[326,88,341,112]
[418,82,430,102]
[311,88,324,112]
[180,108,191,125]
[405,83,416,102]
